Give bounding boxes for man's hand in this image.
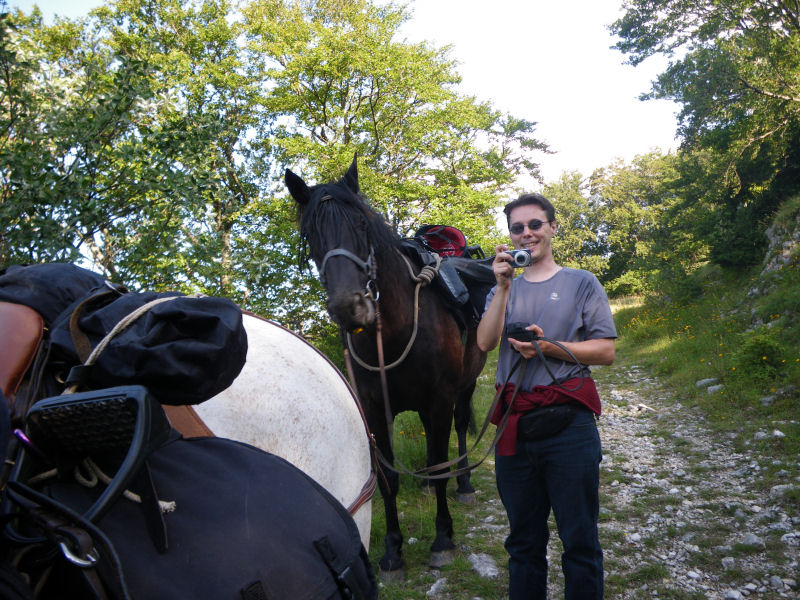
[492,244,515,290]
[508,323,545,359]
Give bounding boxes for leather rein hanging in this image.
[332,240,589,482]
[328,238,518,482]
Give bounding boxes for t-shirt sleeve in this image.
[582,274,617,340]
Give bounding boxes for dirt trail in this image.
[462,362,799,599]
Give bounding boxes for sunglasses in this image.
[509,219,551,235]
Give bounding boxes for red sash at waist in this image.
[491,377,601,456]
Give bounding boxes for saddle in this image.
[0,301,43,419]
[0,264,377,600]
[413,224,485,259]
[402,225,495,330]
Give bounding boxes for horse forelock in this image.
[300,183,399,265]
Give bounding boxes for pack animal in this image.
[193,312,374,548]
[285,158,487,579]
[0,264,377,598]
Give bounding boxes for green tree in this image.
[243,0,547,246]
[588,151,691,296]
[1,9,167,270]
[544,171,608,278]
[3,0,548,335]
[611,0,800,268]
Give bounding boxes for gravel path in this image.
[461,362,799,599]
[593,364,797,599]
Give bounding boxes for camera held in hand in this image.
[506,249,532,267]
[506,322,539,342]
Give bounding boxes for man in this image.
[477,192,617,599]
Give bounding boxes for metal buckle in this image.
[59,542,99,568]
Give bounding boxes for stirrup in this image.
[24,385,171,522]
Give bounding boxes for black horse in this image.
[285,158,487,579]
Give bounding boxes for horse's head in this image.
[286,157,393,332]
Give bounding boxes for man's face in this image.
[508,204,556,264]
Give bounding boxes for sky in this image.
[10,0,681,186]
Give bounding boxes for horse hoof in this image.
[378,567,405,583]
[456,491,476,505]
[429,549,456,569]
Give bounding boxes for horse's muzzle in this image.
[328,292,376,332]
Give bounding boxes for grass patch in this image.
[630,561,670,582]
[612,263,799,469]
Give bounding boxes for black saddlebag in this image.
[6,432,376,600]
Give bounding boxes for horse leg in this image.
[372,417,405,581]
[427,405,456,569]
[377,468,405,580]
[453,385,476,504]
[418,411,436,495]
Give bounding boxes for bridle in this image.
[315,194,379,302]
[318,247,378,298]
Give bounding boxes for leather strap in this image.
[162,405,215,438]
[69,290,117,363]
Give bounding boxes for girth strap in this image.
[161,405,215,438]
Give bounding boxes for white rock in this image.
[742,533,765,548]
[468,553,499,578]
[426,577,447,597]
[696,378,719,387]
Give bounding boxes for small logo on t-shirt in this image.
[550,292,560,301]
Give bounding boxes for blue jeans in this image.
[495,409,603,600]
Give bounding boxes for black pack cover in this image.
[48,291,247,405]
[45,435,377,600]
[0,264,107,327]
[0,264,247,406]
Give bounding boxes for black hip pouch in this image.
[517,404,579,441]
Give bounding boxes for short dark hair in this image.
[503,193,556,225]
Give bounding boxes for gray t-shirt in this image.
[483,267,617,389]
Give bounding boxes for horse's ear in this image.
[343,154,359,194]
[285,169,311,206]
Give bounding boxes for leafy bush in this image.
[606,270,652,297]
[730,330,786,383]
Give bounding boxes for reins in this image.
[346,252,440,372]
[340,249,525,482]
[345,296,587,482]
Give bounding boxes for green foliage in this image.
[611,0,800,271]
[3,0,548,332]
[544,171,608,276]
[730,329,786,384]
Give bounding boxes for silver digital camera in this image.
[506,249,532,267]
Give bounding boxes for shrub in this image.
[731,330,786,383]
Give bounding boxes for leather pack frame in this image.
[0,301,44,406]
